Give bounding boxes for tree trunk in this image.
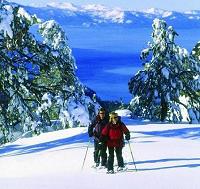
[160,95,168,121]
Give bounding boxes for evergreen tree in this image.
[192,41,200,61]
[0,2,98,144]
[128,18,200,123]
[0,3,42,142]
[189,41,200,121]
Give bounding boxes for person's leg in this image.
[107,147,114,171]
[94,140,100,166]
[100,143,107,167]
[115,147,124,168]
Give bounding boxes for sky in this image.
[8,0,200,11]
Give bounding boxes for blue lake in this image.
[73,49,141,102]
[64,27,200,102]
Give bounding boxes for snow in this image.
[161,67,169,79]
[17,7,32,22]
[0,115,200,189]
[82,4,124,24]
[14,2,200,28]
[0,5,13,38]
[82,4,107,11]
[47,2,78,11]
[105,66,141,76]
[67,98,91,127]
[0,2,199,187]
[126,19,132,24]
[115,109,132,117]
[162,11,173,18]
[142,8,172,18]
[104,9,124,23]
[184,10,200,15]
[188,108,199,124]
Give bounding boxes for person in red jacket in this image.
[101,112,130,174]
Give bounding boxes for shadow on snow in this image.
[0,132,89,157]
[134,127,200,140]
[128,157,200,171]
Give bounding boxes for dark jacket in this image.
[101,121,130,147]
[88,115,109,141]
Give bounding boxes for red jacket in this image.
[101,121,129,147]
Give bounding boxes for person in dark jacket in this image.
[88,108,109,168]
[101,112,130,174]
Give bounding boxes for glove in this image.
[88,131,93,137]
[93,131,98,137]
[98,142,103,149]
[125,133,130,141]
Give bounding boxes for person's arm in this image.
[100,124,109,142]
[121,122,130,140]
[88,119,96,137]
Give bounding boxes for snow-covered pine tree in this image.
[128,18,200,123]
[36,19,98,129]
[0,2,98,144]
[0,3,41,142]
[189,41,200,122]
[192,41,200,61]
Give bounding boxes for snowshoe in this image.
[106,170,115,174]
[91,163,100,168]
[98,165,107,169]
[117,166,128,172]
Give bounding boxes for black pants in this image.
[94,140,107,166]
[107,146,124,171]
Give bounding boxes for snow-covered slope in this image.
[0,117,200,189]
[21,3,200,28]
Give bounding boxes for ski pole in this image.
[81,138,91,171]
[128,141,137,171]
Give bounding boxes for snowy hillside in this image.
[20,2,200,28]
[0,116,200,189]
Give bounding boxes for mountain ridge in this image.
[20,2,200,28]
